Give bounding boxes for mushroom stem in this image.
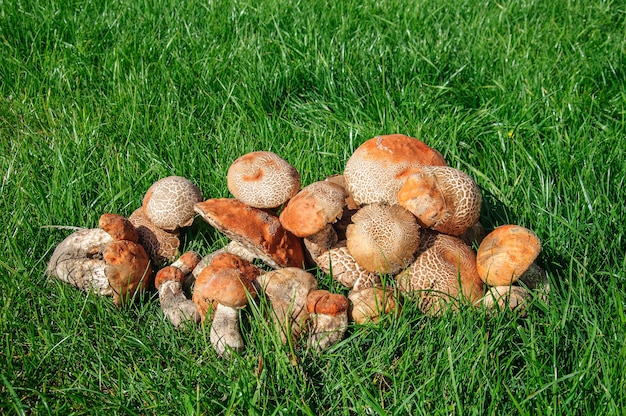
[158,279,200,327]
[210,303,244,357]
[309,313,348,351]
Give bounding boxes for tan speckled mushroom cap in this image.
[396,230,484,315]
[142,176,203,231]
[476,225,542,286]
[316,241,381,290]
[343,134,447,206]
[227,151,301,209]
[194,198,305,269]
[397,166,482,236]
[346,203,420,274]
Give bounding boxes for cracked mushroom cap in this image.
[129,207,180,266]
[192,251,262,321]
[316,241,381,290]
[194,198,305,269]
[142,176,203,231]
[348,286,398,324]
[346,203,420,274]
[279,181,347,238]
[343,134,447,206]
[476,225,542,286]
[397,166,482,236]
[227,151,301,209]
[396,230,484,315]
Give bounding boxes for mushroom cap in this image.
[194,198,305,269]
[397,166,482,236]
[396,230,484,315]
[477,285,531,313]
[192,251,262,320]
[129,207,180,266]
[102,239,153,305]
[476,225,542,286]
[201,268,256,309]
[306,290,350,315]
[316,241,381,290]
[99,213,139,243]
[346,203,420,274]
[154,265,185,290]
[227,151,301,209]
[343,134,447,205]
[142,176,203,231]
[279,181,347,238]
[348,286,398,324]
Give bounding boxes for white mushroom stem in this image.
[210,303,244,357]
[158,280,200,328]
[308,313,348,351]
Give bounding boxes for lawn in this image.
[1,0,625,414]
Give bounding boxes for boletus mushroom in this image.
[227,151,301,209]
[348,286,399,324]
[306,290,350,351]
[142,176,203,231]
[476,225,542,286]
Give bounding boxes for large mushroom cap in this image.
[142,176,203,231]
[201,268,257,309]
[102,239,153,305]
[227,151,301,209]
[346,203,420,274]
[279,181,347,238]
[343,134,447,205]
[476,225,542,286]
[194,198,305,269]
[396,231,484,315]
[397,166,482,236]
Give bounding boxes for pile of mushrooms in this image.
[47,134,548,358]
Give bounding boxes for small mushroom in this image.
[194,198,305,269]
[199,268,257,357]
[154,251,202,327]
[192,251,262,321]
[47,214,153,306]
[476,225,542,286]
[397,165,482,236]
[279,180,347,262]
[348,286,399,324]
[257,267,318,344]
[316,241,381,290]
[306,290,349,351]
[227,151,301,209]
[128,207,180,266]
[396,230,484,315]
[343,134,447,206]
[477,285,531,315]
[346,203,420,274]
[142,176,203,231]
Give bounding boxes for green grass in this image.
[1,0,625,413]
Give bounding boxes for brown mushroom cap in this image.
[102,239,153,306]
[306,290,350,316]
[154,265,185,290]
[142,176,203,231]
[194,198,305,269]
[170,251,202,276]
[346,203,420,274]
[348,286,398,324]
[227,151,301,209]
[201,268,256,309]
[99,213,139,243]
[129,207,180,266]
[343,134,447,205]
[397,166,482,236]
[476,225,542,286]
[396,231,484,315]
[279,181,347,238]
